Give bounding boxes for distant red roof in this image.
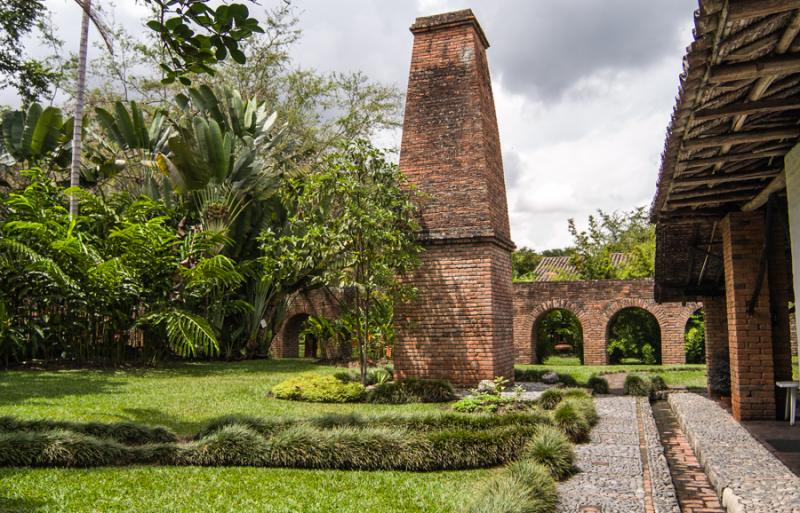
[533,253,629,282]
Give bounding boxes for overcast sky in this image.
[3,0,697,250]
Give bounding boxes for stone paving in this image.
[557,396,680,513]
[669,393,800,513]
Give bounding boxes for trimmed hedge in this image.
[623,374,651,397]
[466,459,558,513]
[0,416,176,445]
[271,374,365,403]
[366,378,455,404]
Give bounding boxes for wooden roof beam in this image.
[670,184,763,201]
[667,193,758,209]
[741,171,787,211]
[682,127,800,150]
[673,168,781,188]
[678,147,789,169]
[693,97,800,121]
[708,55,800,83]
[727,0,800,21]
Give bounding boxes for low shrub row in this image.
[270,374,455,404]
[514,369,578,387]
[0,422,536,471]
[0,416,177,445]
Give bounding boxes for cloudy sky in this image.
[3,0,698,249]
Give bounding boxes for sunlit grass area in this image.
[519,357,707,389]
[0,360,487,513]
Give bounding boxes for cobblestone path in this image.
[652,401,725,513]
[557,396,679,513]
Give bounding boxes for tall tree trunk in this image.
[69,0,91,218]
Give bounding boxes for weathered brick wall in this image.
[271,289,341,358]
[512,279,700,366]
[393,10,515,385]
[702,295,729,397]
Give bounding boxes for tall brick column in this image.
[394,10,515,385]
[720,211,776,420]
[702,295,729,397]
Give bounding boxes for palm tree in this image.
[69,0,91,217]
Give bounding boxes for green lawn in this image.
[0,360,488,513]
[518,357,708,389]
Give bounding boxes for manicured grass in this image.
[517,362,707,389]
[0,360,443,435]
[0,360,488,512]
[0,466,495,513]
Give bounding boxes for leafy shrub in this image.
[426,425,534,470]
[366,378,455,404]
[525,425,574,480]
[641,343,657,365]
[552,400,591,443]
[333,366,393,386]
[272,374,365,403]
[0,417,177,445]
[587,375,609,394]
[466,459,558,513]
[649,375,667,392]
[607,339,626,364]
[537,388,564,410]
[453,394,508,413]
[623,374,650,397]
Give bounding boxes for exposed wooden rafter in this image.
[693,97,800,121]
[673,168,781,188]
[708,55,800,84]
[682,127,800,150]
[727,0,800,21]
[677,148,789,170]
[667,193,756,209]
[741,171,787,211]
[669,184,762,201]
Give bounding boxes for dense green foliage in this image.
[607,308,661,364]
[587,375,610,394]
[684,309,706,364]
[516,362,707,390]
[271,374,366,403]
[622,374,651,397]
[535,309,583,363]
[465,460,558,513]
[367,378,456,404]
[524,425,575,480]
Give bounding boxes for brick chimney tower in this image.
[394,9,515,385]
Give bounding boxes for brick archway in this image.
[272,289,341,358]
[513,280,700,365]
[603,303,663,364]
[525,300,589,364]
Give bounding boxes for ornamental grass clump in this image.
[366,377,455,404]
[194,414,290,439]
[181,424,268,466]
[623,374,651,397]
[0,430,131,467]
[271,374,365,403]
[537,388,564,410]
[552,399,591,443]
[0,416,177,445]
[466,459,558,513]
[587,375,609,394]
[524,425,575,480]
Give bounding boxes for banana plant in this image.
[0,103,74,187]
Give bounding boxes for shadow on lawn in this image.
[121,407,205,435]
[0,496,48,513]
[0,372,123,407]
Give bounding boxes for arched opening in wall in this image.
[684,308,705,364]
[533,309,584,365]
[281,314,317,358]
[606,308,661,365]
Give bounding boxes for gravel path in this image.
[557,396,679,513]
[669,393,800,513]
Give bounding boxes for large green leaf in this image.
[30,107,63,156]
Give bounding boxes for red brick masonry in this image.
[513,280,700,365]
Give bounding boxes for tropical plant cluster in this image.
[0,85,416,369]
